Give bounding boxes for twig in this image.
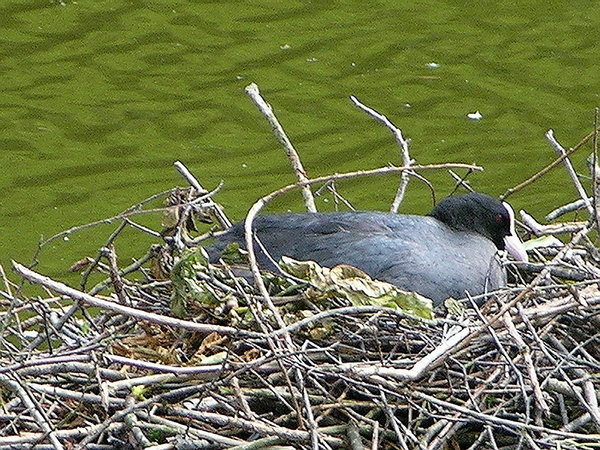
[0,423,124,448]
[11,262,263,339]
[174,160,232,229]
[169,407,346,447]
[245,83,317,213]
[545,129,594,216]
[350,96,413,213]
[411,390,599,441]
[136,410,250,447]
[502,126,600,200]
[519,209,585,235]
[29,382,126,408]
[503,312,550,415]
[103,354,227,378]
[341,327,471,382]
[101,244,129,305]
[0,374,65,450]
[593,108,600,233]
[35,189,177,251]
[545,198,592,221]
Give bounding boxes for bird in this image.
[205,192,528,305]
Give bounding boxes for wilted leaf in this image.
[279,257,330,289]
[198,332,227,355]
[443,298,465,315]
[220,242,249,264]
[280,257,433,319]
[162,206,180,230]
[200,351,228,365]
[170,247,217,317]
[523,235,563,251]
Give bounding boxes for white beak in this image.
[502,202,528,262]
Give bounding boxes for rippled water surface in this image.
[1,0,599,277]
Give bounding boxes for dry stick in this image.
[103,354,227,378]
[29,383,125,408]
[463,301,535,436]
[101,244,128,305]
[11,262,264,339]
[371,422,379,450]
[245,83,317,213]
[593,108,600,235]
[80,220,129,292]
[581,372,600,430]
[502,126,600,200]
[89,351,111,414]
[428,358,507,449]
[556,365,600,431]
[174,160,232,229]
[545,129,594,216]
[89,244,160,296]
[340,328,470,382]
[273,305,436,337]
[220,436,289,450]
[23,302,80,354]
[218,265,307,426]
[547,330,600,429]
[545,198,594,222]
[227,243,307,430]
[0,424,124,448]
[73,385,208,450]
[315,180,356,210]
[243,85,323,437]
[0,263,14,299]
[411,390,599,442]
[520,210,585,236]
[173,181,200,251]
[502,312,550,415]
[350,96,413,213]
[0,374,65,450]
[30,183,222,276]
[377,393,415,450]
[136,411,251,448]
[36,189,176,251]
[169,407,346,447]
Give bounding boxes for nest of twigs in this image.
[3,87,600,450]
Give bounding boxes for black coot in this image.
[206,193,528,305]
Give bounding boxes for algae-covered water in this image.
[1,0,599,279]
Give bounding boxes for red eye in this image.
[495,213,504,223]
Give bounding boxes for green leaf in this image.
[280,257,433,320]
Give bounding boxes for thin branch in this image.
[350,96,413,212]
[545,129,594,216]
[245,83,317,213]
[11,262,264,339]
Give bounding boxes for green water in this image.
[1,0,599,280]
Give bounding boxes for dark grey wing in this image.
[206,211,395,269]
[279,213,505,303]
[205,211,505,305]
[371,228,506,303]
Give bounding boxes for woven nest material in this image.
[4,89,600,449]
[4,179,600,450]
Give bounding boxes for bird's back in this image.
[206,211,505,304]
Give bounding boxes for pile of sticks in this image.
[2,87,600,450]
